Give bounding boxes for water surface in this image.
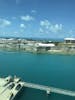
[0,51,75,100]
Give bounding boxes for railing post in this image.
[46,90,50,95]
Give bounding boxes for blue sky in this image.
[0,0,75,38]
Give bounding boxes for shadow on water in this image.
[13,87,75,100]
[47,93,75,100]
[9,84,75,100]
[14,87,28,100]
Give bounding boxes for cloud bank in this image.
[0,18,11,27]
[21,15,34,21]
[40,20,63,33]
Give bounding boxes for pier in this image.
[0,76,75,100]
[23,81,75,97]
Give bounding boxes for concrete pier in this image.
[23,81,75,97]
[0,76,75,100]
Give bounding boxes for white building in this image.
[64,38,75,43]
[35,43,55,51]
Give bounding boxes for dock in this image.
[0,76,75,100]
[23,81,75,97]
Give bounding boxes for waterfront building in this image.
[35,43,55,52]
[64,38,75,51]
[64,38,75,43]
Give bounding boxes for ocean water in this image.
[0,51,75,100]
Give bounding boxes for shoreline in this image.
[0,38,75,55]
[0,47,75,55]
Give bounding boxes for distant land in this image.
[0,37,75,55]
[0,37,64,42]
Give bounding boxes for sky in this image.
[0,0,75,38]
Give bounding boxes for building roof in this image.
[64,38,75,40]
[36,43,55,47]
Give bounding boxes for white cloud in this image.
[50,24,63,33]
[20,24,26,28]
[21,15,34,21]
[68,30,73,34]
[31,10,36,13]
[0,18,11,27]
[67,30,75,37]
[39,28,44,33]
[40,20,50,27]
[40,20,63,33]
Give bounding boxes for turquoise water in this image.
[0,51,75,100]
